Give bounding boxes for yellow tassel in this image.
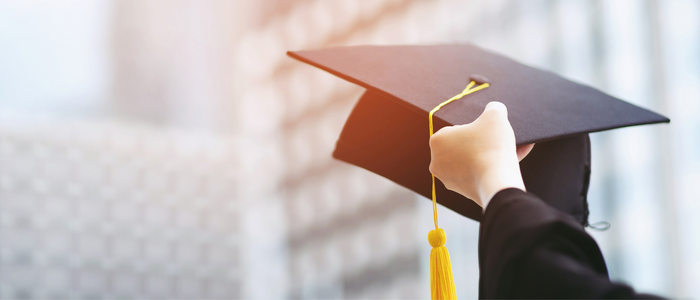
[427,81,489,300]
[429,228,457,300]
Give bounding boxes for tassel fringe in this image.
[429,229,457,300]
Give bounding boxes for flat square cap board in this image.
[287,44,670,224]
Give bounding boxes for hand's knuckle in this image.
[429,133,443,147]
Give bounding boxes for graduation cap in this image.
[287,44,669,299]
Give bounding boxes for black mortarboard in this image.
[287,45,669,226]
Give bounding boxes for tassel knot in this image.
[428,228,447,248]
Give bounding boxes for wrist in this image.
[476,164,525,211]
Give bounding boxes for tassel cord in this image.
[428,81,490,229]
[427,81,490,300]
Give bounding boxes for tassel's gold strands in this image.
[428,81,490,300]
[429,229,455,300]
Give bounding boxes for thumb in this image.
[484,101,508,117]
[473,101,508,124]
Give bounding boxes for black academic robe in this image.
[479,188,664,299]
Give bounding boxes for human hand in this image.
[429,102,534,210]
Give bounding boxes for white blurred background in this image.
[0,0,698,299]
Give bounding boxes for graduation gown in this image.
[479,188,664,299]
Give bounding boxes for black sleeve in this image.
[478,188,664,299]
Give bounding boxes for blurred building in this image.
[0,0,699,299]
[0,113,242,298]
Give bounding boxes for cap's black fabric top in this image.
[288,45,669,145]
